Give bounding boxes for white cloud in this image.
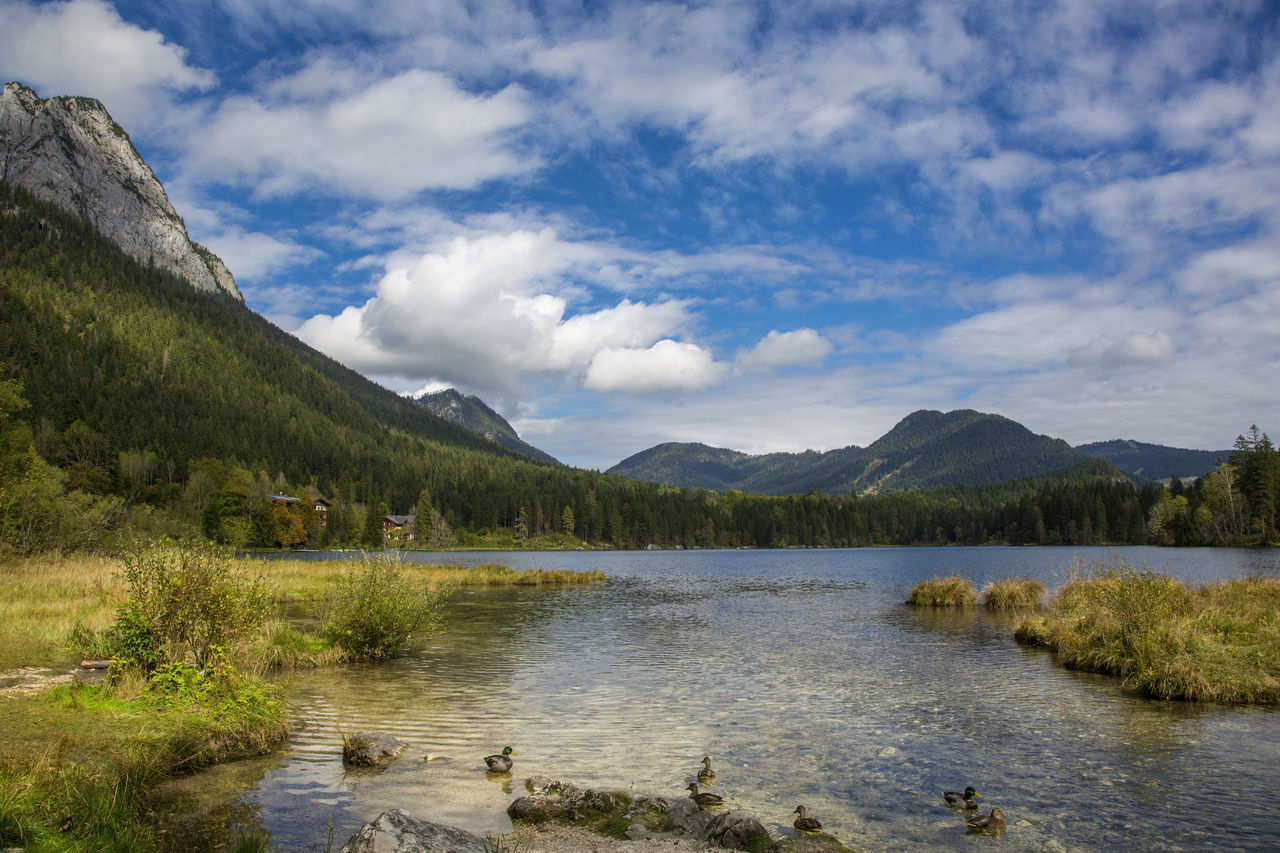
[737,328,834,370]
[0,0,213,128]
[294,228,705,401]
[584,340,726,393]
[183,66,534,198]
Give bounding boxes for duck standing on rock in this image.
[686,782,724,808]
[966,808,1006,834]
[943,786,981,811]
[697,756,716,784]
[792,805,822,833]
[484,746,514,772]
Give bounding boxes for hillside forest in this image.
[2,181,1278,555]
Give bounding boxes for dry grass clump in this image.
[0,555,124,669]
[1013,557,1280,704]
[982,577,1046,610]
[907,575,978,607]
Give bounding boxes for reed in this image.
[982,577,1046,610]
[906,575,978,607]
[1014,557,1280,704]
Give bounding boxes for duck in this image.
[792,805,822,833]
[697,756,716,784]
[685,782,724,808]
[966,808,1006,834]
[943,786,981,810]
[483,746,514,772]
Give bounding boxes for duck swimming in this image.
[966,808,1006,834]
[943,786,981,810]
[792,805,822,833]
[697,756,715,784]
[686,782,724,808]
[484,746,514,772]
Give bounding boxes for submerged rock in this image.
[509,777,773,850]
[342,732,407,768]
[337,809,488,853]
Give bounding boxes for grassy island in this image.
[1014,558,1280,704]
[0,546,604,852]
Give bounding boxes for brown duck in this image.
[792,805,822,833]
[686,782,723,808]
[967,807,1006,834]
[697,756,715,784]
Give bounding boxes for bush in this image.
[114,542,273,669]
[323,553,447,660]
[907,575,977,607]
[982,577,1046,609]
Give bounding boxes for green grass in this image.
[906,575,978,607]
[982,577,1046,610]
[1013,557,1280,704]
[0,677,286,852]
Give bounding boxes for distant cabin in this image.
[383,514,416,541]
[268,493,330,527]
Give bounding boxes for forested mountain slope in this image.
[1075,439,1229,482]
[0,181,531,508]
[609,409,1093,495]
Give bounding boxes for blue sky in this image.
[3,0,1278,469]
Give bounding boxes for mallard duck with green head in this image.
[686,782,723,808]
[697,756,715,784]
[792,805,822,833]
[943,786,981,810]
[484,746,514,772]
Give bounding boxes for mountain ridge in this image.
[0,81,240,300]
[410,388,559,465]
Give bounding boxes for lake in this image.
[157,546,1280,852]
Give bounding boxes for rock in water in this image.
[338,809,489,853]
[0,81,240,300]
[342,732,407,768]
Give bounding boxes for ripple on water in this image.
[171,548,1280,853]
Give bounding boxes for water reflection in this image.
[174,547,1279,852]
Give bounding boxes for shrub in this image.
[982,577,1046,610]
[907,575,977,607]
[114,542,273,669]
[323,553,447,660]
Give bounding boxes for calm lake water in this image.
[157,546,1280,852]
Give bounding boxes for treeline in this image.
[2,180,1275,554]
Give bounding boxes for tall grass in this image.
[982,577,1046,610]
[1014,557,1280,704]
[0,555,123,669]
[907,575,978,607]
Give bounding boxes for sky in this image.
[2,0,1278,469]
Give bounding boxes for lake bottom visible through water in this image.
[156,546,1280,852]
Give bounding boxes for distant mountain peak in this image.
[411,388,558,465]
[0,81,240,300]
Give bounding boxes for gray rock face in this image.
[342,732,408,768]
[337,809,489,853]
[0,81,241,300]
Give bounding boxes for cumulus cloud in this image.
[737,328,834,370]
[183,66,534,198]
[1068,330,1175,368]
[294,228,707,401]
[0,0,213,128]
[584,340,726,393]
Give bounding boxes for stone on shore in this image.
[337,809,489,853]
[342,732,407,768]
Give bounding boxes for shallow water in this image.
[161,546,1280,852]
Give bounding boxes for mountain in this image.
[0,81,240,300]
[411,388,558,465]
[1075,439,1229,482]
[608,409,1099,495]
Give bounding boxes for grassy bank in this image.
[0,549,604,851]
[1014,558,1280,704]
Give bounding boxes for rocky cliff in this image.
[0,81,240,300]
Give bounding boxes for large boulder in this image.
[337,809,489,853]
[342,732,407,768]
